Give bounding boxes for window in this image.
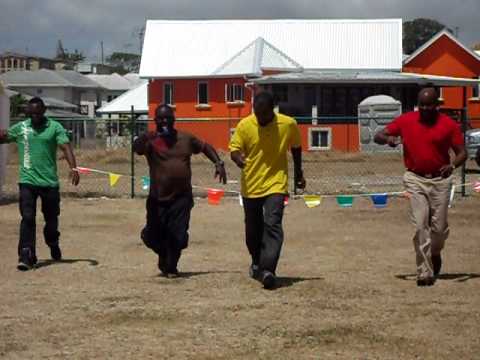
[13,59,18,69]
[308,127,331,151]
[107,95,113,102]
[164,82,174,105]
[272,84,288,102]
[197,82,208,105]
[226,84,244,102]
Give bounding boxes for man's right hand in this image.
[0,129,8,142]
[231,151,246,169]
[387,136,399,148]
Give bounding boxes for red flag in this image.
[76,167,92,175]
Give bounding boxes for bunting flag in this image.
[370,194,388,208]
[109,173,121,187]
[141,176,150,190]
[336,195,354,208]
[474,181,480,193]
[284,195,289,206]
[303,195,322,208]
[238,194,243,207]
[76,166,92,175]
[207,188,225,205]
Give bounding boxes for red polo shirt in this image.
[386,111,464,174]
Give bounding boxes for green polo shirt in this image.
[7,117,70,187]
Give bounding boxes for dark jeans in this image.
[141,194,194,272]
[18,184,60,259]
[243,194,285,274]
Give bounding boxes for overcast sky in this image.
[1,0,479,61]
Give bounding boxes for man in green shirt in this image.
[0,97,80,271]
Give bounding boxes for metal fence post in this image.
[130,106,135,199]
[461,87,467,197]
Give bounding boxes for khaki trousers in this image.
[403,171,452,280]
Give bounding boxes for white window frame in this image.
[225,83,245,103]
[197,81,209,105]
[308,127,332,151]
[163,82,174,105]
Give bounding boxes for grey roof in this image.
[253,70,480,86]
[21,93,78,110]
[86,73,133,91]
[0,69,102,88]
[212,37,302,76]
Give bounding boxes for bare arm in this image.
[59,143,80,186]
[0,129,9,144]
[202,142,227,184]
[439,143,468,178]
[230,150,245,169]
[291,146,306,189]
[133,133,153,155]
[374,128,399,147]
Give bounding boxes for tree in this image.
[54,40,85,66]
[10,94,27,118]
[403,18,452,55]
[106,52,141,73]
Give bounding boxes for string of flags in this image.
[73,167,480,209]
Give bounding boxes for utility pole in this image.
[101,41,104,65]
[455,26,460,38]
[138,27,144,54]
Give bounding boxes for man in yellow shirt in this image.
[230,92,306,289]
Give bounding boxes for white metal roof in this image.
[0,69,101,88]
[140,19,403,78]
[96,82,148,114]
[253,70,480,86]
[212,37,302,76]
[86,73,133,91]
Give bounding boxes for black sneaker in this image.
[50,245,62,261]
[17,248,35,271]
[249,264,260,280]
[261,271,277,290]
[158,256,167,276]
[416,278,435,287]
[432,255,442,277]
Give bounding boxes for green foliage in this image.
[403,18,452,55]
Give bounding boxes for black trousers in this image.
[18,184,60,258]
[243,194,285,274]
[142,194,194,272]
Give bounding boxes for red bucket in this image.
[207,188,225,205]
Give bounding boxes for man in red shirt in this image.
[374,87,467,287]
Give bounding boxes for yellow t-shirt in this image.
[229,113,301,198]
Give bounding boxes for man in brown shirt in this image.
[134,104,227,277]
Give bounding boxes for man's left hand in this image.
[439,164,454,178]
[70,169,80,186]
[215,163,227,184]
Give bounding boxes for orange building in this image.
[142,20,479,152]
[403,29,480,128]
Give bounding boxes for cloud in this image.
[1,0,479,59]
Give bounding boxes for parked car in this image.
[466,128,480,159]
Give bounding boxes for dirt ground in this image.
[0,195,479,359]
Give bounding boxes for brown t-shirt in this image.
[142,131,204,201]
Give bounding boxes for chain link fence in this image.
[1,116,479,201]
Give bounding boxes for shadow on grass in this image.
[276,276,324,288]
[395,273,480,283]
[35,258,99,269]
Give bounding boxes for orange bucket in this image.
[207,188,225,205]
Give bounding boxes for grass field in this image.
[1,195,479,359]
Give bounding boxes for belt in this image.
[408,169,443,179]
